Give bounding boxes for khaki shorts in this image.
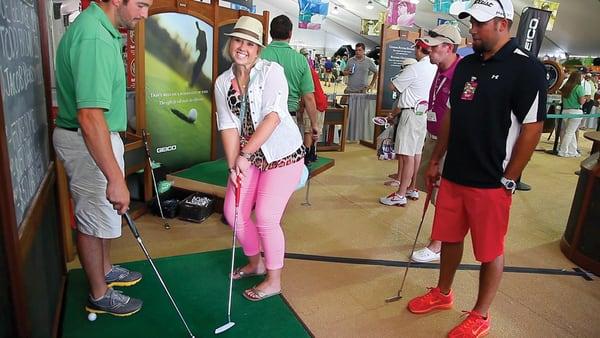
[394,109,426,156]
[53,128,125,239]
[415,134,445,204]
[300,111,325,134]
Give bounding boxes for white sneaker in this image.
[411,247,441,262]
[379,193,407,206]
[406,189,419,200]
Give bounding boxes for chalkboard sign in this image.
[381,39,415,110]
[0,0,50,228]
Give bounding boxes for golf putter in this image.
[141,129,170,230]
[385,191,432,303]
[214,177,242,335]
[123,213,195,337]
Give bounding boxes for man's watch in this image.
[500,177,516,194]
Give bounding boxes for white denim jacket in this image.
[215,59,302,163]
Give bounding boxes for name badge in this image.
[461,76,478,101]
[426,110,437,122]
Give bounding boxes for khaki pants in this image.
[416,135,445,205]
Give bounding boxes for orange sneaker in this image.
[447,311,491,338]
[407,287,453,314]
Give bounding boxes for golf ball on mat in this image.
[88,313,97,321]
[188,108,198,122]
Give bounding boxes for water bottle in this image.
[351,63,356,74]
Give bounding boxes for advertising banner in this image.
[516,7,551,57]
[386,0,416,28]
[144,13,213,171]
[298,0,329,30]
[533,0,559,31]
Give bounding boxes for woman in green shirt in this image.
[558,71,586,157]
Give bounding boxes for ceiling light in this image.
[332,5,339,14]
[366,1,374,10]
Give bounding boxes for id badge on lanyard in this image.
[426,110,437,122]
[461,76,478,101]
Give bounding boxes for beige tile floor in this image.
[68,133,600,337]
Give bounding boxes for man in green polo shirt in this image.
[261,15,320,145]
[53,0,152,317]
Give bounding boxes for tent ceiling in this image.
[268,0,600,57]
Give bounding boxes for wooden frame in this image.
[372,26,421,149]
[135,0,269,202]
[0,1,66,336]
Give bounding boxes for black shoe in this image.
[516,181,531,191]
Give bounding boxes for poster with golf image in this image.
[145,13,213,171]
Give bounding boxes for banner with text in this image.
[516,7,551,57]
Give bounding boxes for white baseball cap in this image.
[416,24,462,46]
[458,0,514,22]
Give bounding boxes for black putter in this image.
[123,213,195,337]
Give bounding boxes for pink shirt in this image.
[427,55,461,136]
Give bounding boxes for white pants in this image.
[558,109,583,157]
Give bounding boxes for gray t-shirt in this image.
[345,56,378,92]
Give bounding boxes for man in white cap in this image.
[379,41,436,207]
[407,1,547,337]
[411,23,462,263]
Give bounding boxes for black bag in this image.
[178,193,214,223]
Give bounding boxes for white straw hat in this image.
[225,16,264,47]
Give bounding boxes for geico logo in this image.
[156,145,177,153]
[524,18,539,51]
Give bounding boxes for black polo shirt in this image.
[443,39,547,188]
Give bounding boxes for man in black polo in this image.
[406,1,547,337]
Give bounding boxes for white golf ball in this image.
[188,108,198,122]
[88,312,97,321]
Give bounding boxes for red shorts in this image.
[431,178,512,262]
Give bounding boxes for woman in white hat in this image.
[214,16,305,301]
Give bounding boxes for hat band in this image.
[232,27,260,40]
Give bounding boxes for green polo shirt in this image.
[55,2,126,132]
[261,41,314,112]
[562,84,585,109]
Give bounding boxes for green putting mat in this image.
[171,157,334,187]
[61,249,311,338]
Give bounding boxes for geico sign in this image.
[524,18,539,51]
[156,145,177,153]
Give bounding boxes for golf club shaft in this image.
[141,130,167,222]
[149,158,166,220]
[397,193,431,295]
[226,177,241,321]
[123,213,194,338]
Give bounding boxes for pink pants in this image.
[223,160,303,270]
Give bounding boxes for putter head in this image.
[163,222,171,230]
[385,295,402,303]
[214,322,235,335]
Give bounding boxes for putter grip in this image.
[124,212,140,238]
[235,176,241,207]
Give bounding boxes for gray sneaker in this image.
[105,265,143,287]
[86,288,143,316]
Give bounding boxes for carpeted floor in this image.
[61,249,311,338]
